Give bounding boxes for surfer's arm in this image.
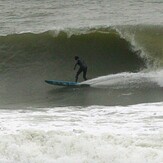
[74,63,77,70]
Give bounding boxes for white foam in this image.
[149,69,163,87]
[0,102,163,162]
[1,102,163,135]
[82,69,163,88]
[0,129,163,163]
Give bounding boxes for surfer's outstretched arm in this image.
[74,63,78,70]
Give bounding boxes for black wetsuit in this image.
[74,59,87,82]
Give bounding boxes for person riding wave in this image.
[74,56,88,82]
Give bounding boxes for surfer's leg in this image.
[75,68,82,82]
[83,67,87,81]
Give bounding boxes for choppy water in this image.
[0,0,163,162]
[0,0,163,35]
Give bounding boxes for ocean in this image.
[0,0,163,162]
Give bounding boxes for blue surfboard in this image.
[45,80,89,87]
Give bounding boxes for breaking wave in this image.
[0,25,162,107]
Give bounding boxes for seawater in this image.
[0,0,163,162]
[0,0,162,34]
[0,103,163,163]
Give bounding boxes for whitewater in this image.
[0,103,163,163]
[0,0,163,162]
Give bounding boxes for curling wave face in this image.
[0,25,162,107]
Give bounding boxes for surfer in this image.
[74,56,87,82]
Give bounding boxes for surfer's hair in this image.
[75,56,79,60]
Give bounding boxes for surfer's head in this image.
[74,56,79,60]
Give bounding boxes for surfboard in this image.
[45,80,89,87]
